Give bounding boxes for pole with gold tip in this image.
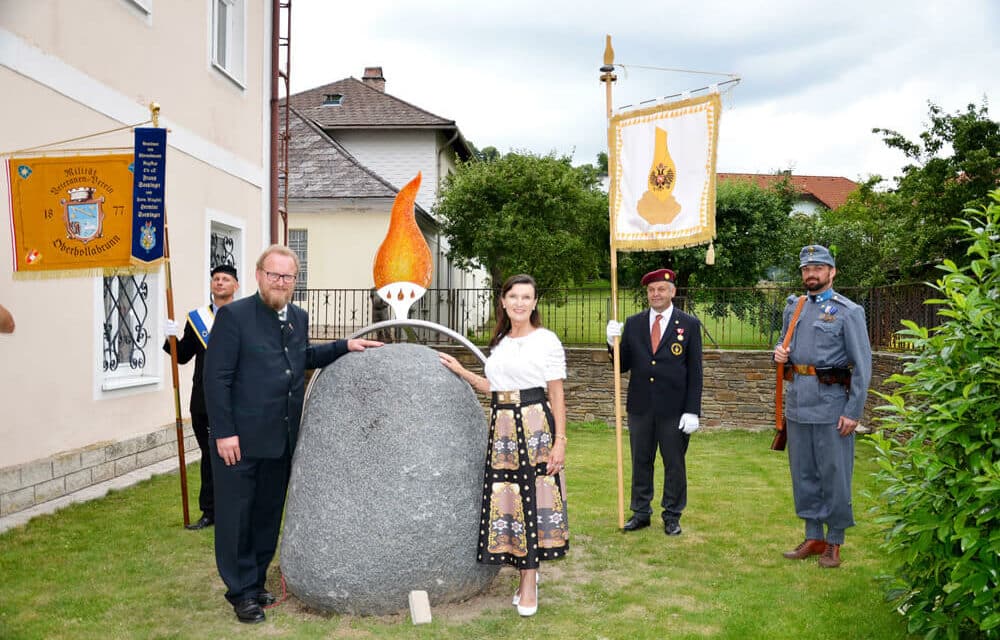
[601,36,626,531]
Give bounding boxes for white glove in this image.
[679,413,700,434]
[606,320,624,345]
[164,318,184,339]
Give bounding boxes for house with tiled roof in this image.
[283,67,484,313]
[718,172,859,214]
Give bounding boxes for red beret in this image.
[641,268,676,286]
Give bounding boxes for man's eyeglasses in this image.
[263,271,297,284]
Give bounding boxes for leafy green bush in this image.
[868,190,1000,639]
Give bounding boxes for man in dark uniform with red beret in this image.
[607,268,703,535]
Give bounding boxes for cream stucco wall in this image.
[289,199,392,290]
[1,0,266,163]
[0,2,270,469]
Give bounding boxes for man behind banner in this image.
[163,264,240,530]
[204,245,382,624]
[606,268,703,536]
[773,245,872,568]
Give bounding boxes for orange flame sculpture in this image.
[372,173,433,319]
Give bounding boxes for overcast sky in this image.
[289,0,999,183]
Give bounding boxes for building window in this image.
[102,272,159,390]
[212,0,245,86]
[288,229,308,301]
[323,94,343,106]
[210,225,239,271]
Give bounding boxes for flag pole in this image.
[601,36,626,530]
[155,101,191,528]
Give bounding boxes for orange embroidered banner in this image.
[7,154,135,274]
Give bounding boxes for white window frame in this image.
[210,0,246,88]
[288,228,308,294]
[96,270,162,394]
[207,213,245,299]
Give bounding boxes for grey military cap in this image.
[799,244,835,268]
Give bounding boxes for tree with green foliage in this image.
[876,101,1000,280]
[435,150,608,294]
[464,140,501,163]
[595,151,608,175]
[868,190,1000,639]
[782,177,897,287]
[619,176,795,288]
[779,101,1000,287]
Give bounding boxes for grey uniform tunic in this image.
[779,289,872,543]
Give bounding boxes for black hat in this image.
[211,264,238,281]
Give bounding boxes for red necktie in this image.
[651,313,662,352]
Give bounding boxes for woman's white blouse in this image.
[484,327,567,391]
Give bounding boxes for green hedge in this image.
[869,190,1000,639]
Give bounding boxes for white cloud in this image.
[290,0,1000,180]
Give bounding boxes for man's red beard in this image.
[260,288,293,310]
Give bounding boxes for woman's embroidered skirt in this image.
[478,387,569,568]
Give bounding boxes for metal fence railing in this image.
[294,282,939,351]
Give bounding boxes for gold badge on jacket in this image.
[671,343,683,356]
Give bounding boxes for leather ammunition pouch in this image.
[784,364,851,388]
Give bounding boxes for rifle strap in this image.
[776,295,808,431]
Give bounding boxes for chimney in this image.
[362,67,386,92]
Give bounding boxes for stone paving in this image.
[0,452,198,535]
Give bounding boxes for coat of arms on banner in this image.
[61,187,106,244]
[609,92,721,251]
[139,220,157,252]
[6,154,135,274]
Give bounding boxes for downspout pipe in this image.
[435,128,461,288]
[268,0,280,244]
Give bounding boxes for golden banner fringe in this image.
[11,263,161,280]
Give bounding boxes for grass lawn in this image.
[0,428,913,640]
[469,288,781,349]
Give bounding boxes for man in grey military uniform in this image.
[773,245,872,568]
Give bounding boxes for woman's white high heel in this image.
[511,572,539,606]
[516,583,538,617]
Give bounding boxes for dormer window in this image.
[323,94,343,106]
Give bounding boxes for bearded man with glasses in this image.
[204,244,383,624]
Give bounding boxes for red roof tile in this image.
[718,173,859,209]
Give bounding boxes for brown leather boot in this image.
[818,543,842,568]
[782,538,827,560]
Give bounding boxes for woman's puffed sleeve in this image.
[542,330,567,381]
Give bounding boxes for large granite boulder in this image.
[280,343,498,615]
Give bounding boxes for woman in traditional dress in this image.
[438,274,569,617]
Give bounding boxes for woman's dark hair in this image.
[489,274,541,347]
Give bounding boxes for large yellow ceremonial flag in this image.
[608,92,720,251]
[7,154,135,274]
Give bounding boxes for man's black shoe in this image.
[623,515,651,532]
[185,515,214,530]
[257,591,278,607]
[233,598,265,624]
[664,520,683,536]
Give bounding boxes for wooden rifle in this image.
[772,295,807,451]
